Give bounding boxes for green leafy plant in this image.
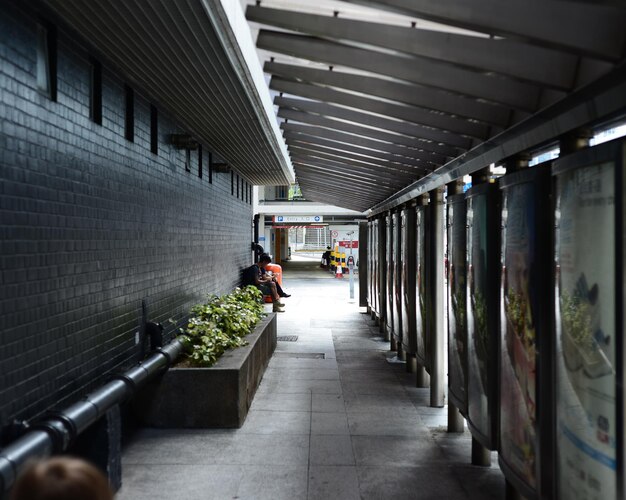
[560,291,594,351]
[178,286,266,367]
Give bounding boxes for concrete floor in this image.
[118,259,505,500]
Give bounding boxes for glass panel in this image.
[555,161,616,500]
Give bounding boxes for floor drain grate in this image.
[277,335,299,342]
[274,352,325,359]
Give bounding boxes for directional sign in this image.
[273,215,324,223]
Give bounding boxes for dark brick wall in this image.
[0,2,255,433]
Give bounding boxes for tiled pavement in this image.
[118,259,505,499]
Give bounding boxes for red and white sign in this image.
[338,241,359,249]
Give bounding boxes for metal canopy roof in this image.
[42,0,294,186]
[245,0,626,211]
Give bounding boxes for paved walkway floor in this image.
[118,260,505,499]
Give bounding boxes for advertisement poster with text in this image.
[555,162,616,500]
[500,183,538,489]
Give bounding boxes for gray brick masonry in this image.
[0,2,254,434]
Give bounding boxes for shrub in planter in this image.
[178,286,266,367]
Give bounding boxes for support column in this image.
[502,153,530,175]
[406,354,417,373]
[397,345,405,361]
[559,128,592,155]
[430,187,445,408]
[505,481,525,500]
[447,403,465,433]
[471,437,491,466]
[416,366,430,388]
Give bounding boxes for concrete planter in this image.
[135,313,276,428]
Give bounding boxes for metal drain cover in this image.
[277,335,299,342]
[273,352,325,359]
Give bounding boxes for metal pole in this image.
[448,403,465,433]
[348,230,355,299]
[471,437,492,466]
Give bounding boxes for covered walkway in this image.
[118,260,503,500]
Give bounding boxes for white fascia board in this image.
[204,0,294,183]
[257,203,365,217]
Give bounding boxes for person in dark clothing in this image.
[321,246,331,269]
[242,254,285,312]
[259,253,291,298]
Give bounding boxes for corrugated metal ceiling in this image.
[244,0,626,211]
[42,0,294,186]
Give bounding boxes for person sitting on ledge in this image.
[259,253,291,298]
[243,254,285,312]
[10,456,114,500]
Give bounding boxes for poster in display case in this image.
[415,204,429,366]
[499,165,552,499]
[553,140,623,500]
[385,214,394,338]
[392,211,403,345]
[447,194,468,415]
[378,218,386,326]
[466,183,499,449]
[401,208,417,355]
[372,219,379,317]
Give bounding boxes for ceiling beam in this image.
[289,142,429,180]
[282,123,439,165]
[339,0,626,60]
[266,61,510,127]
[249,5,578,89]
[295,183,377,211]
[258,30,540,111]
[279,108,451,162]
[292,155,415,184]
[296,176,380,198]
[271,77,489,140]
[294,162,402,192]
[286,136,433,173]
[275,96,463,157]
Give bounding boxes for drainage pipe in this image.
[0,339,184,493]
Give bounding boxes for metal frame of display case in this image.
[392,210,403,349]
[385,213,394,341]
[447,192,468,417]
[415,201,430,368]
[498,164,554,500]
[377,217,386,334]
[465,182,500,450]
[552,139,624,500]
[401,205,417,357]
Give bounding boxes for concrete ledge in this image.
[134,313,277,428]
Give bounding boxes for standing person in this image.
[10,456,114,500]
[242,254,285,312]
[321,246,331,269]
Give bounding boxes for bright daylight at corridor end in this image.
[1,0,626,499]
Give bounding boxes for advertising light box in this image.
[415,204,429,367]
[447,193,468,415]
[553,140,624,500]
[392,211,403,346]
[466,183,500,449]
[499,164,552,499]
[385,214,394,339]
[401,207,417,355]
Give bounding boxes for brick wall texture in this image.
[0,2,256,433]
